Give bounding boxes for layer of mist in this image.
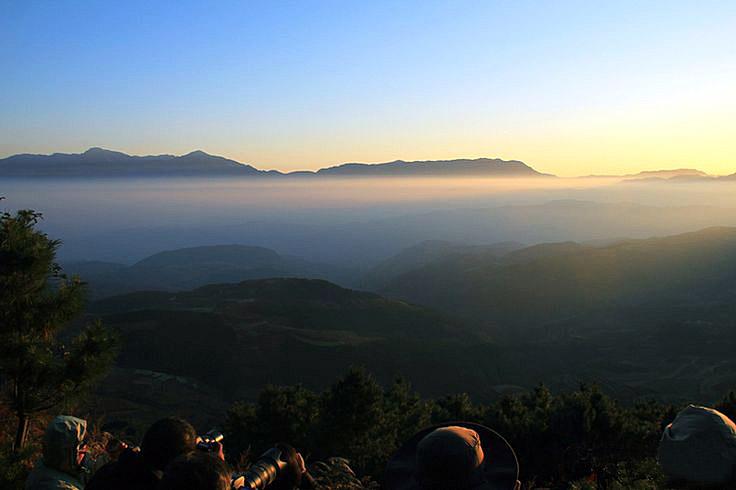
[3,177,736,269]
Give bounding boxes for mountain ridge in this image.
[314,157,551,177]
[0,147,268,177]
[0,148,551,178]
[63,243,355,298]
[379,225,736,335]
[4,148,733,180]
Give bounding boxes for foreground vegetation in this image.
[225,367,677,489]
[7,366,736,489]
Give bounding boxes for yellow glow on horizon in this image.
[195,103,734,177]
[209,77,736,177]
[3,98,733,178]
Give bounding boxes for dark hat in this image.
[383,422,519,490]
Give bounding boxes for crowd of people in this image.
[23,414,523,490]
[22,404,736,490]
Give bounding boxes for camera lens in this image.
[234,448,287,490]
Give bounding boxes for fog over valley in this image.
[4,175,736,268]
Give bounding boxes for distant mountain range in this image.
[2,148,733,179]
[0,148,551,178]
[599,168,736,182]
[619,168,722,183]
[309,157,550,177]
[0,148,273,177]
[626,168,708,179]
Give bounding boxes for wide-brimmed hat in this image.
[383,422,519,490]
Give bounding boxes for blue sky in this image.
[1,0,734,174]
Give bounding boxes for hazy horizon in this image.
[2,146,734,178]
[4,176,736,266]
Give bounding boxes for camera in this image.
[197,430,225,453]
[231,447,288,490]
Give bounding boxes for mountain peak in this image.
[84,147,126,156]
[181,150,212,158]
[81,147,131,162]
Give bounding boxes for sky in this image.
[1,0,734,176]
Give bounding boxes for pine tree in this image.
[0,207,117,450]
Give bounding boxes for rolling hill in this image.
[359,227,736,404]
[360,240,523,289]
[64,244,355,298]
[380,227,736,332]
[87,278,515,401]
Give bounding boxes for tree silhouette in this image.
[0,208,117,450]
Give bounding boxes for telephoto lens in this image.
[231,447,287,490]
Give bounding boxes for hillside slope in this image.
[88,278,515,401]
[361,240,522,289]
[65,244,355,297]
[381,227,736,330]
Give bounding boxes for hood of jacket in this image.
[42,415,88,475]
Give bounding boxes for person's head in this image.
[158,452,231,490]
[42,415,88,475]
[141,417,197,472]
